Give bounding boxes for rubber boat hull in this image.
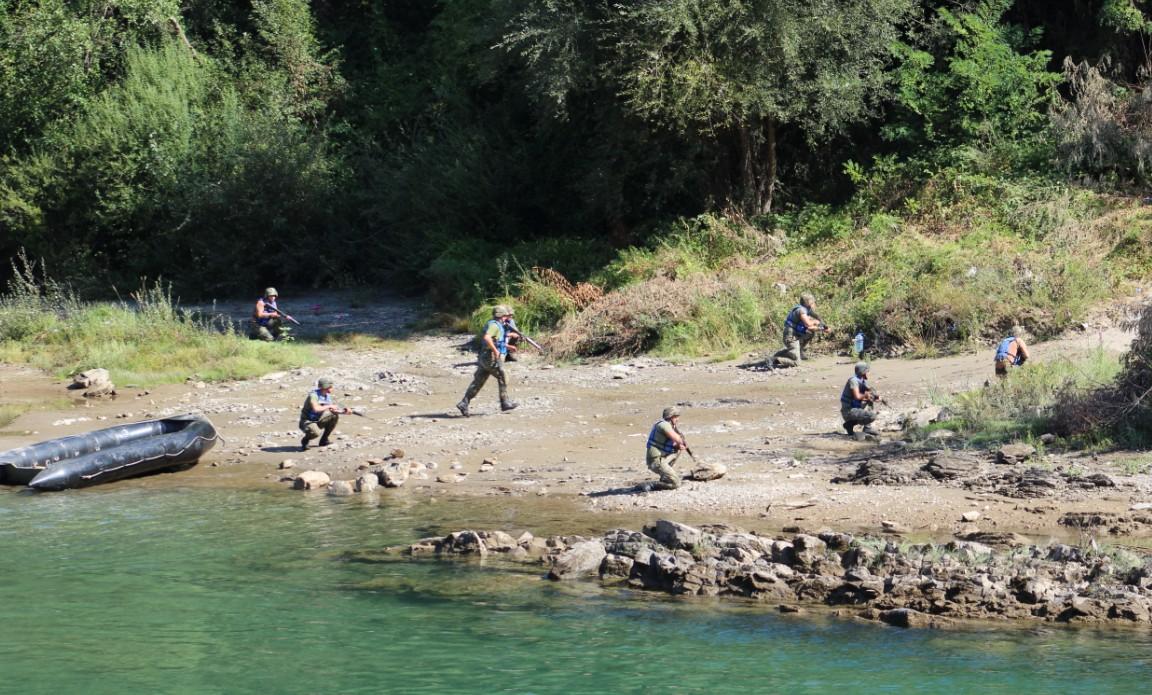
[0,414,218,491]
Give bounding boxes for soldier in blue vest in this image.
[249,287,283,341]
[646,406,687,490]
[299,377,349,451]
[456,305,521,417]
[994,327,1030,378]
[841,362,880,436]
[773,293,825,368]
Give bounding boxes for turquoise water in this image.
[1,486,1151,694]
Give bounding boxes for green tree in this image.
[507,0,914,215]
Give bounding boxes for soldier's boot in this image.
[843,422,855,435]
[300,434,315,452]
[456,399,470,417]
[500,399,519,412]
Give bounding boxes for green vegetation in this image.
[3,0,1152,370]
[911,349,1122,447]
[0,258,311,385]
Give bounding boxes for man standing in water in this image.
[646,406,687,490]
[456,305,520,417]
[841,362,880,437]
[299,377,348,451]
[250,287,284,341]
[773,293,825,368]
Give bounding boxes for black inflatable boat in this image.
[0,414,219,491]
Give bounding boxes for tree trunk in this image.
[736,117,777,216]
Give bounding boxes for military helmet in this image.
[492,304,513,318]
[800,292,816,308]
[854,361,870,376]
[318,377,334,389]
[662,406,681,420]
[264,287,278,298]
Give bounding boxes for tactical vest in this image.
[841,376,868,409]
[995,337,1021,365]
[256,298,278,327]
[784,305,809,336]
[483,319,508,356]
[646,421,677,454]
[300,389,332,422]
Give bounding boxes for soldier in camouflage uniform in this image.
[299,377,348,451]
[645,406,687,490]
[840,362,880,436]
[456,305,520,417]
[773,293,824,368]
[250,287,284,341]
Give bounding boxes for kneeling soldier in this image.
[299,377,348,451]
[646,406,687,490]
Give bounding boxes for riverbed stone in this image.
[293,470,330,490]
[379,462,409,487]
[644,520,703,552]
[441,531,488,557]
[328,480,355,496]
[548,540,607,580]
[997,443,1037,465]
[355,474,379,493]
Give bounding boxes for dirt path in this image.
[3,291,1152,543]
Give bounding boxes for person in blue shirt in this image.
[299,377,349,451]
[994,327,1031,378]
[840,362,880,436]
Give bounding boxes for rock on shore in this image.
[373,520,1152,628]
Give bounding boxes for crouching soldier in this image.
[299,377,348,451]
[841,362,880,436]
[994,327,1030,378]
[646,406,687,490]
[250,287,284,341]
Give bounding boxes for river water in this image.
[1,485,1150,694]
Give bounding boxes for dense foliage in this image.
[4,1,1152,348]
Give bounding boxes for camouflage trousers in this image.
[841,406,877,429]
[773,331,814,367]
[299,410,338,442]
[463,352,509,403]
[249,318,283,341]
[646,447,681,490]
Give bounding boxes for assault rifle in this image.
[505,318,544,351]
[262,303,301,326]
[672,422,697,462]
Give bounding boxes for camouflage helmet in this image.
[264,287,278,298]
[492,304,513,318]
[317,377,334,389]
[799,292,816,308]
[662,406,681,420]
[854,361,870,376]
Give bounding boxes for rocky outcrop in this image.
[380,519,1152,628]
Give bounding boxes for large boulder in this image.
[997,443,1036,465]
[643,520,703,552]
[379,462,410,488]
[71,368,115,398]
[548,540,607,580]
[688,462,728,481]
[293,471,331,490]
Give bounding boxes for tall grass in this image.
[922,349,1121,446]
[0,259,311,385]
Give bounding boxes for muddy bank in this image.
[3,292,1151,546]
[355,519,1152,629]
